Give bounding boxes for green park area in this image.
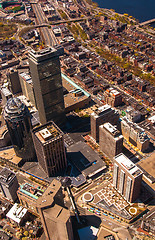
[0,22,17,39]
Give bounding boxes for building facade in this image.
[1,87,12,106]
[28,48,65,125]
[3,97,36,161]
[91,104,119,142]
[0,168,19,202]
[99,123,123,160]
[113,153,143,202]
[19,72,36,108]
[104,88,122,107]
[121,117,150,152]
[32,121,67,177]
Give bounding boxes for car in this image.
[95,212,101,216]
[96,210,101,213]
[103,213,108,216]
[90,207,95,210]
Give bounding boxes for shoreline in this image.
[92,0,155,23]
[85,0,155,34]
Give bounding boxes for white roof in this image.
[114,153,142,178]
[148,115,155,124]
[19,72,31,81]
[103,122,117,133]
[98,104,111,112]
[39,128,52,140]
[6,203,27,224]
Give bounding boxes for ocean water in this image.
[95,0,155,22]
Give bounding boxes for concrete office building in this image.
[113,153,143,202]
[0,168,19,202]
[32,121,67,177]
[19,72,36,107]
[36,179,73,240]
[7,69,22,94]
[99,123,123,160]
[3,97,36,161]
[28,48,65,125]
[91,104,119,142]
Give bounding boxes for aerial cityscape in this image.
[0,0,154,239]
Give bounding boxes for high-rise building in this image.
[19,72,36,108]
[3,97,36,161]
[99,123,123,160]
[0,167,19,202]
[28,48,65,125]
[32,121,67,177]
[113,153,143,202]
[7,69,22,94]
[91,104,119,142]
[36,179,73,240]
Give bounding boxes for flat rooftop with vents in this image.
[114,153,143,178]
[33,121,63,144]
[18,182,44,200]
[0,168,16,185]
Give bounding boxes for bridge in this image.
[139,18,155,26]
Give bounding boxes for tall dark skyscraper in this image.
[3,97,36,161]
[28,48,65,126]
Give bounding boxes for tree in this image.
[24,231,29,237]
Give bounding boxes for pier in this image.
[139,18,155,26]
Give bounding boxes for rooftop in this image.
[67,141,106,178]
[18,182,44,200]
[1,87,12,97]
[33,121,63,144]
[101,122,121,138]
[62,73,90,97]
[0,147,22,166]
[137,151,155,187]
[0,167,16,185]
[6,203,27,224]
[92,104,112,118]
[19,72,33,85]
[122,117,149,143]
[114,153,143,178]
[4,97,28,120]
[44,204,70,223]
[36,179,61,208]
[28,47,63,63]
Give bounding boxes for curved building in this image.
[3,97,35,161]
